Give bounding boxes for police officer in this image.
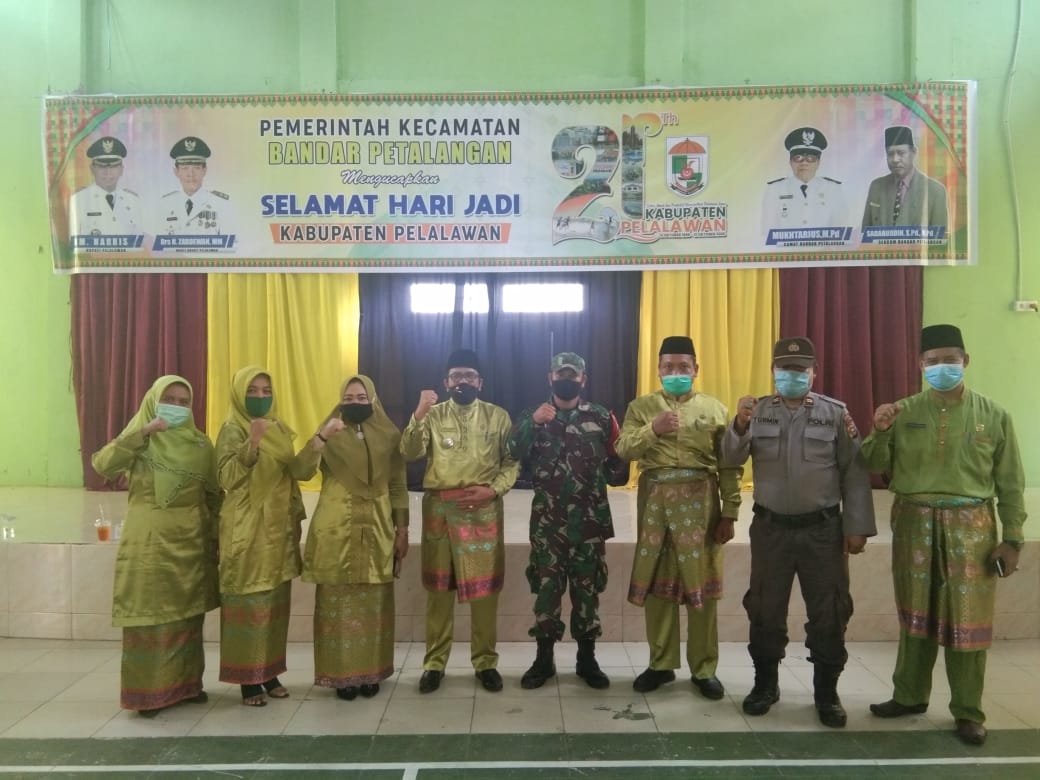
[761,127,846,234]
[158,136,233,235]
[69,136,143,235]
[506,352,626,690]
[721,337,875,728]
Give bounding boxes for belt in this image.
[753,502,839,528]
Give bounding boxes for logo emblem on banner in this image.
[666,136,708,196]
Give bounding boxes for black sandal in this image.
[241,683,267,707]
[263,677,289,698]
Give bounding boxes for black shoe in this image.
[632,668,676,693]
[521,638,557,690]
[692,676,725,700]
[476,668,503,692]
[742,685,780,716]
[185,691,208,704]
[816,699,847,728]
[336,687,358,701]
[576,662,610,690]
[575,639,610,690]
[521,660,556,689]
[419,670,443,694]
[869,699,928,718]
[359,684,380,698]
[956,718,987,745]
[138,708,161,718]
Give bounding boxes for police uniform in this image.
[721,337,875,727]
[158,136,234,236]
[69,136,143,235]
[761,127,847,232]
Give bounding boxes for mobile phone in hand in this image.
[991,557,1007,578]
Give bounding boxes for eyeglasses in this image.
[790,154,820,163]
[447,371,480,383]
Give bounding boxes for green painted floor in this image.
[2,731,1040,778]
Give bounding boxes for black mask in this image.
[340,403,373,424]
[551,378,582,401]
[450,383,479,405]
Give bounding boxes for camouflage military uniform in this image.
[508,402,620,641]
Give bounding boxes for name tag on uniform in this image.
[779,195,793,200]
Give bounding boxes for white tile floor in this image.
[2,638,1040,739]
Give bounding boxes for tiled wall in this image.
[1,533,1035,643]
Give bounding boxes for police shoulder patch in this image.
[843,412,859,439]
[211,189,229,200]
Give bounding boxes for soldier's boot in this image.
[742,660,780,716]
[575,638,610,689]
[521,638,556,689]
[813,664,847,728]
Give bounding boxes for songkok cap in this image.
[785,127,827,157]
[773,337,816,367]
[170,136,211,164]
[920,324,964,353]
[885,125,916,149]
[550,352,585,373]
[86,136,127,164]
[445,348,480,374]
[659,336,696,357]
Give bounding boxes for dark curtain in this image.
[359,271,641,489]
[71,274,208,489]
[778,266,922,438]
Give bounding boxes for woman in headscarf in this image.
[303,375,409,701]
[91,375,220,717]
[216,365,343,707]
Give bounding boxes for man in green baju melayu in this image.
[862,324,1026,746]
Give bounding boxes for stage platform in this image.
[0,486,1036,644]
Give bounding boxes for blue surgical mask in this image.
[924,363,964,391]
[661,375,693,395]
[774,369,811,399]
[156,403,192,427]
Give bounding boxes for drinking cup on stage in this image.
[94,517,111,542]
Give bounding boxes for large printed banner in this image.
[45,83,975,273]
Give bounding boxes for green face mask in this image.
[244,395,273,418]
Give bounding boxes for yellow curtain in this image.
[206,273,361,489]
[633,268,780,486]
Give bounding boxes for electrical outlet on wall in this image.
[1012,301,1039,312]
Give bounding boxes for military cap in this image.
[885,125,916,149]
[773,336,816,367]
[550,352,586,373]
[785,127,827,157]
[920,324,964,353]
[170,136,211,164]
[659,336,695,357]
[445,348,480,374]
[86,136,127,164]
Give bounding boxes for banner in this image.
[44,83,975,273]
